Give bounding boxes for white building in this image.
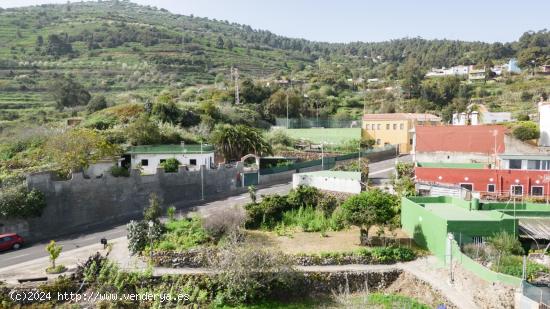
[452,104,512,125]
[292,171,362,194]
[426,65,471,78]
[540,100,550,147]
[127,144,215,174]
[507,58,521,74]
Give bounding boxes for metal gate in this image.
[242,172,259,186]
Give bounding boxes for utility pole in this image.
[231,66,240,105]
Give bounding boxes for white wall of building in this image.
[483,112,512,124]
[292,173,361,194]
[131,153,214,174]
[540,102,550,147]
[415,152,492,164]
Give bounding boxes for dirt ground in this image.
[246,226,411,254]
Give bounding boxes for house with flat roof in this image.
[362,113,441,154]
[292,171,362,194]
[125,144,215,174]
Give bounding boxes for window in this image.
[531,186,544,196]
[400,123,404,130]
[409,138,413,145]
[487,184,495,192]
[542,160,550,170]
[190,159,197,166]
[460,183,473,191]
[371,124,375,130]
[393,124,397,130]
[377,124,381,130]
[141,159,149,166]
[511,185,523,196]
[509,159,522,169]
[527,160,540,170]
[376,139,381,145]
[386,124,390,130]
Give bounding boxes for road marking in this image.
[369,167,395,176]
[4,253,31,260]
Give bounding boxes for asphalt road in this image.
[0,155,409,269]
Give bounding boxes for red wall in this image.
[415,167,550,196]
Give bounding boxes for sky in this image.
[1,0,549,43]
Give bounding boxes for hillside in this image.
[0,0,549,126]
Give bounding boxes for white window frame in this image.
[459,183,474,191]
[510,185,524,196]
[487,184,495,193]
[531,186,544,197]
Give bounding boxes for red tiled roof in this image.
[416,125,506,153]
[362,113,441,121]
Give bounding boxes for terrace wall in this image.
[0,164,244,242]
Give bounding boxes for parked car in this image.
[0,233,24,251]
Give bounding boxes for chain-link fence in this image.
[275,117,361,128]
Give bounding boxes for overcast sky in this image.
[1,0,549,43]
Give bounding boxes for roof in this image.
[417,162,486,169]
[519,218,550,240]
[126,144,214,154]
[423,203,502,221]
[296,171,361,181]
[362,113,441,121]
[499,154,550,161]
[416,125,506,154]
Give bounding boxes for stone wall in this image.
[0,164,244,242]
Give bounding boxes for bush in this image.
[0,184,46,219]
[286,185,320,209]
[110,166,129,177]
[214,243,298,306]
[317,194,339,217]
[487,231,524,256]
[280,206,332,232]
[493,255,549,280]
[127,220,148,255]
[244,195,291,229]
[513,121,540,141]
[160,216,210,251]
[202,206,245,241]
[160,157,180,173]
[87,95,108,113]
[266,129,294,147]
[82,114,118,130]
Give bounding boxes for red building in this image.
[414,125,550,200]
[415,165,550,199]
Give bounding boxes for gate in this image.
[243,172,259,186]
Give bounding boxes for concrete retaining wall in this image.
[0,164,244,242]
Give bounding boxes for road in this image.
[0,155,408,269]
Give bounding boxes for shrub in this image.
[126,220,147,255]
[487,231,524,256]
[202,205,246,241]
[317,194,339,217]
[161,216,210,250]
[280,206,331,232]
[167,206,176,221]
[266,129,294,147]
[493,255,549,280]
[513,121,540,141]
[0,184,46,219]
[87,94,108,113]
[244,195,291,229]
[214,243,299,306]
[82,114,117,130]
[160,157,180,173]
[286,185,320,209]
[110,166,129,177]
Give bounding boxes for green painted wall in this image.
[401,197,449,258]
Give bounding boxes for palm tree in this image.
[210,124,272,162]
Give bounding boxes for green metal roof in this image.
[126,144,214,154]
[297,171,361,181]
[417,162,486,169]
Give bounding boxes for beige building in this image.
[362,113,441,153]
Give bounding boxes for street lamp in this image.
[148,220,154,260]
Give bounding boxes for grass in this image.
[276,206,341,234]
[283,128,362,144]
[215,293,429,308]
[154,216,211,251]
